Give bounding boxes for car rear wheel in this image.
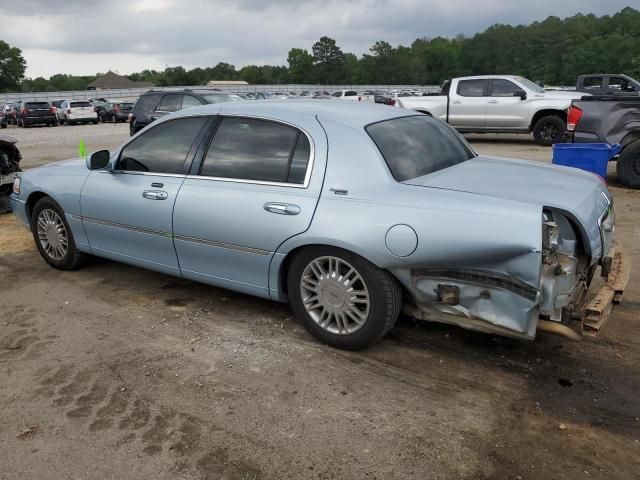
[31,197,88,270]
[287,247,401,350]
[533,115,565,146]
[617,140,640,188]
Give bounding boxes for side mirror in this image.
[514,90,527,100]
[87,150,110,170]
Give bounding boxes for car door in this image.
[485,78,530,129]
[80,116,209,276]
[448,79,487,128]
[172,114,327,298]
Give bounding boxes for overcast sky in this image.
[3,0,634,78]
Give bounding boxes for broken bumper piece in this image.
[582,241,630,336]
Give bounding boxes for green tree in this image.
[312,36,345,83]
[287,48,314,83]
[0,41,26,92]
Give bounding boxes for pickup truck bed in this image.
[567,95,640,187]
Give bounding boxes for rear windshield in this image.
[366,115,475,181]
[25,102,50,108]
[70,101,92,108]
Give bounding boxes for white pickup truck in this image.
[396,75,586,145]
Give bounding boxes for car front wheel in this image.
[288,247,401,350]
[31,197,87,270]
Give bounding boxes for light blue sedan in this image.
[10,101,626,349]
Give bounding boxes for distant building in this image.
[206,80,249,87]
[87,71,155,90]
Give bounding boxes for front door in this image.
[80,116,209,276]
[173,115,326,298]
[485,79,530,129]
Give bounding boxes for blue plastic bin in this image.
[552,143,621,179]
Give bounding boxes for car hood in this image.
[404,156,611,257]
[31,158,90,176]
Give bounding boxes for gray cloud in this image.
[2,0,634,77]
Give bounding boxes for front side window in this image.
[117,117,207,174]
[490,79,520,97]
[345,91,358,96]
[366,115,476,182]
[157,94,181,112]
[457,80,486,97]
[201,117,310,184]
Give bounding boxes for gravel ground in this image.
[1,123,639,479]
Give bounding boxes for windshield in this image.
[366,115,476,182]
[201,94,244,104]
[514,77,545,93]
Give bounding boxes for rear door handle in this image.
[263,202,300,215]
[142,190,168,200]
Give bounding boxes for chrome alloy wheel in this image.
[36,208,68,261]
[300,256,370,335]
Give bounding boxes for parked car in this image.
[99,100,134,123]
[10,101,627,349]
[396,75,586,145]
[566,95,640,187]
[57,100,98,125]
[331,90,361,101]
[17,101,57,127]
[0,133,21,213]
[50,100,64,117]
[0,112,7,129]
[4,102,21,125]
[90,99,109,117]
[576,74,640,96]
[128,89,243,136]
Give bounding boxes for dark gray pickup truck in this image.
[567,95,640,187]
[576,74,640,96]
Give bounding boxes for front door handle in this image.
[142,190,168,200]
[264,202,300,215]
[488,100,499,104]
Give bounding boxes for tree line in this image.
[2,7,640,93]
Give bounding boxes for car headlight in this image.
[12,176,20,194]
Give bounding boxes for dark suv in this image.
[18,101,57,127]
[129,89,243,135]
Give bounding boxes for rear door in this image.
[173,114,327,298]
[448,79,487,128]
[485,79,530,129]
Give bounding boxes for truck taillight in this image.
[115,105,120,112]
[67,108,71,114]
[23,108,29,114]
[567,105,583,132]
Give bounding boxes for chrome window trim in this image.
[98,170,186,178]
[197,113,316,189]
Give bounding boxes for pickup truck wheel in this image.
[533,115,565,146]
[288,247,401,350]
[31,197,88,270]
[617,141,640,188]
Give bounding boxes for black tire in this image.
[533,115,565,146]
[92,120,98,124]
[617,141,640,188]
[1,123,6,129]
[287,246,401,350]
[30,197,88,270]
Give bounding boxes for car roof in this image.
[455,75,523,80]
[171,99,415,129]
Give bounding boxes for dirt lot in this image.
[1,124,639,479]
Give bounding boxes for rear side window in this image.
[201,117,310,184]
[366,115,475,182]
[132,93,162,114]
[583,77,603,89]
[181,95,202,108]
[157,94,181,112]
[457,80,486,97]
[70,101,92,108]
[345,91,358,96]
[117,117,207,174]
